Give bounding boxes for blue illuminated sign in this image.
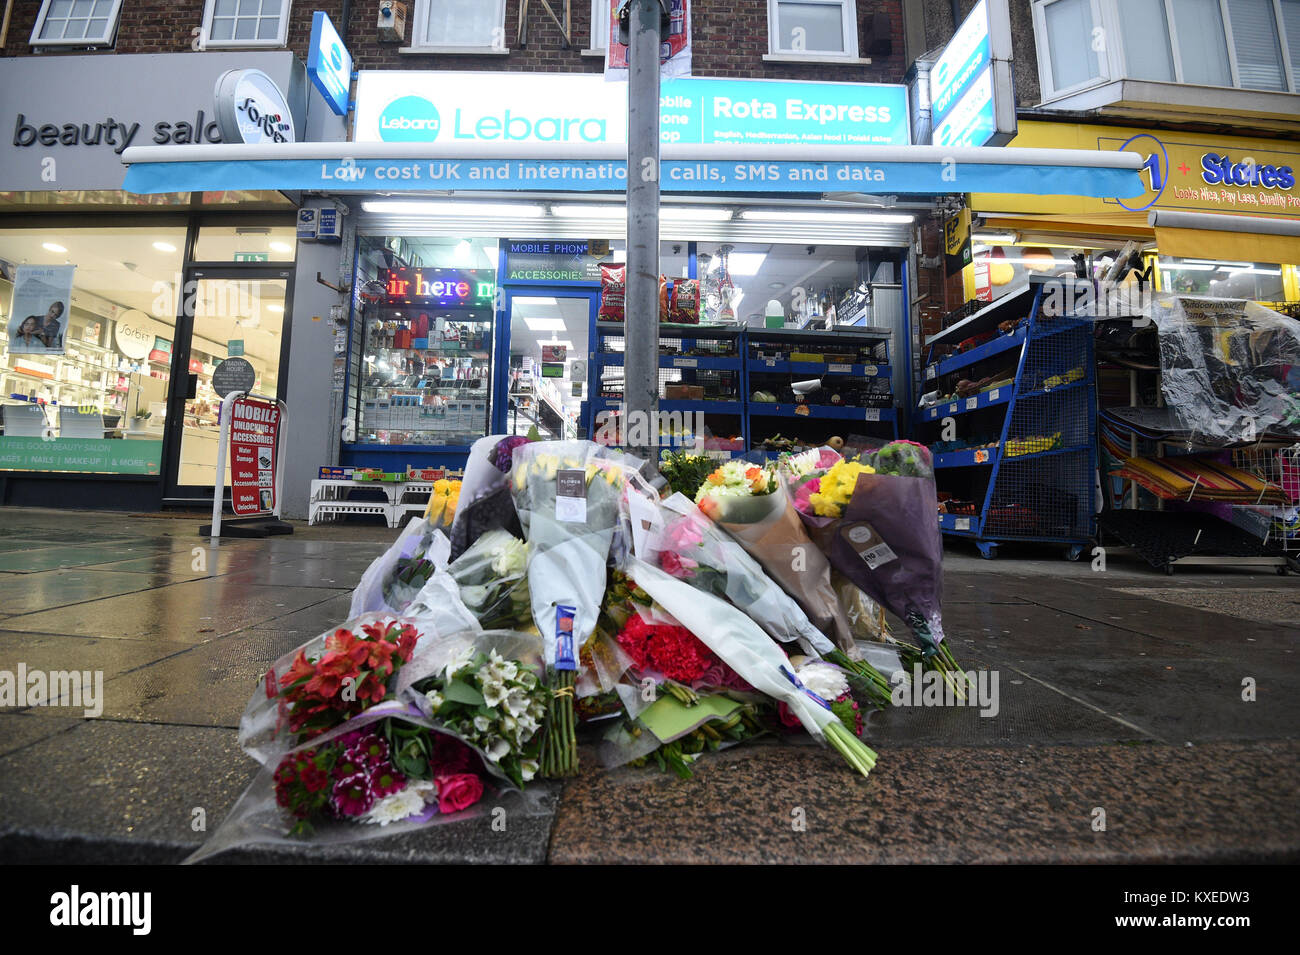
[307,11,352,117]
[932,69,996,149]
[930,0,991,125]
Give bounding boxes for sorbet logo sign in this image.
[379,96,441,142]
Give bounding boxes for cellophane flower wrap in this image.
[511,440,635,775]
[349,517,452,618]
[621,556,877,779]
[789,441,947,656]
[445,528,532,632]
[192,624,550,862]
[425,478,461,531]
[447,434,526,563]
[638,490,835,657]
[694,459,856,656]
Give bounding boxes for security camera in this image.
[806,245,816,255]
[672,244,682,254]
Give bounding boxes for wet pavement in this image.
[0,506,1296,864]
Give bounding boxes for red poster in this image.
[229,395,280,515]
[606,0,691,78]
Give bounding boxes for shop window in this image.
[30,0,124,48]
[193,224,297,262]
[589,0,611,51]
[412,0,507,50]
[768,0,859,58]
[1034,0,1300,100]
[201,0,292,48]
[0,225,186,475]
[1158,257,1292,305]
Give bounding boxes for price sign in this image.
[863,408,880,422]
[955,517,971,531]
[926,365,936,380]
[948,403,958,414]
[862,365,879,377]
[966,397,978,410]
[974,449,990,464]
[673,357,697,368]
[828,363,852,373]
[989,389,999,401]
[765,358,777,367]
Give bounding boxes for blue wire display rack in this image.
[918,276,1098,559]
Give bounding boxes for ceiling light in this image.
[524,317,568,331]
[153,241,177,253]
[741,210,915,224]
[361,200,544,217]
[269,241,293,253]
[714,253,767,276]
[266,304,284,313]
[552,205,624,219]
[42,242,67,253]
[972,232,1016,244]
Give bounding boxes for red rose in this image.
[776,702,803,730]
[435,773,484,814]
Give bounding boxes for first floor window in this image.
[415,0,507,48]
[30,0,124,47]
[203,0,291,47]
[769,0,858,57]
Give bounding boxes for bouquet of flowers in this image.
[786,441,967,697]
[193,622,551,861]
[350,517,452,618]
[447,433,535,562]
[640,491,835,659]
[511,440,635,776]
[624,556,878,779]
[693,459,856,656]
[424,478,462,530]
[658,449,718,498]
[413,633,550,789]
[445,529,532,632]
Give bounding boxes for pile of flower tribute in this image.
[195,437,961,859]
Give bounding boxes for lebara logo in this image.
[329,42,344,71]
[380,96,440,142]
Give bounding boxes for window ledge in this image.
[762,53,872,65]
[580,48,606,58]
[398,46,511,56]
[199,41,288,50]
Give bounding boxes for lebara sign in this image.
[214,69,295,145]
[355,72,911,147]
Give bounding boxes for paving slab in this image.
[219,556,383,590]
[0,631,187,691]
[0,568,161,615]
[0,542,188,574]
[88,545,288,582]
[1117,586,1300,626]
[548,740,1300,864]
[0,582,347,641]
[248,592,355,634]
[1006,658,1300,744]
[0,720,557,865]
[0,713,82,757]
[95,629,315,728]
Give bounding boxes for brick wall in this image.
[4,1,909,84]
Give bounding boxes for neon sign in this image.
[381,267,495,306]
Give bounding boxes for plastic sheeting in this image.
[1149,294,1300,446]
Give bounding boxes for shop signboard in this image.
[228,395,281,515]
[6,265,75,356]
[504,239,612,282]
[214,69,296,145]
[541,344,567,363]
[0,436,162,475]
[926,0,1014,148]
[306,11,353,118]
[354,71,910,148]
[0,52,320,192]
[972,122,1300,220]
[212,357,257,397]
[381,267,495,306]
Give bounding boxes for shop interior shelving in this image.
[746,325,897,458]
[918,276,1098,559]
[355,308,494,451]
[593,321,747,454]
[507,358,576,440]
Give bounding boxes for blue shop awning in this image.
[121,142,1145,199]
